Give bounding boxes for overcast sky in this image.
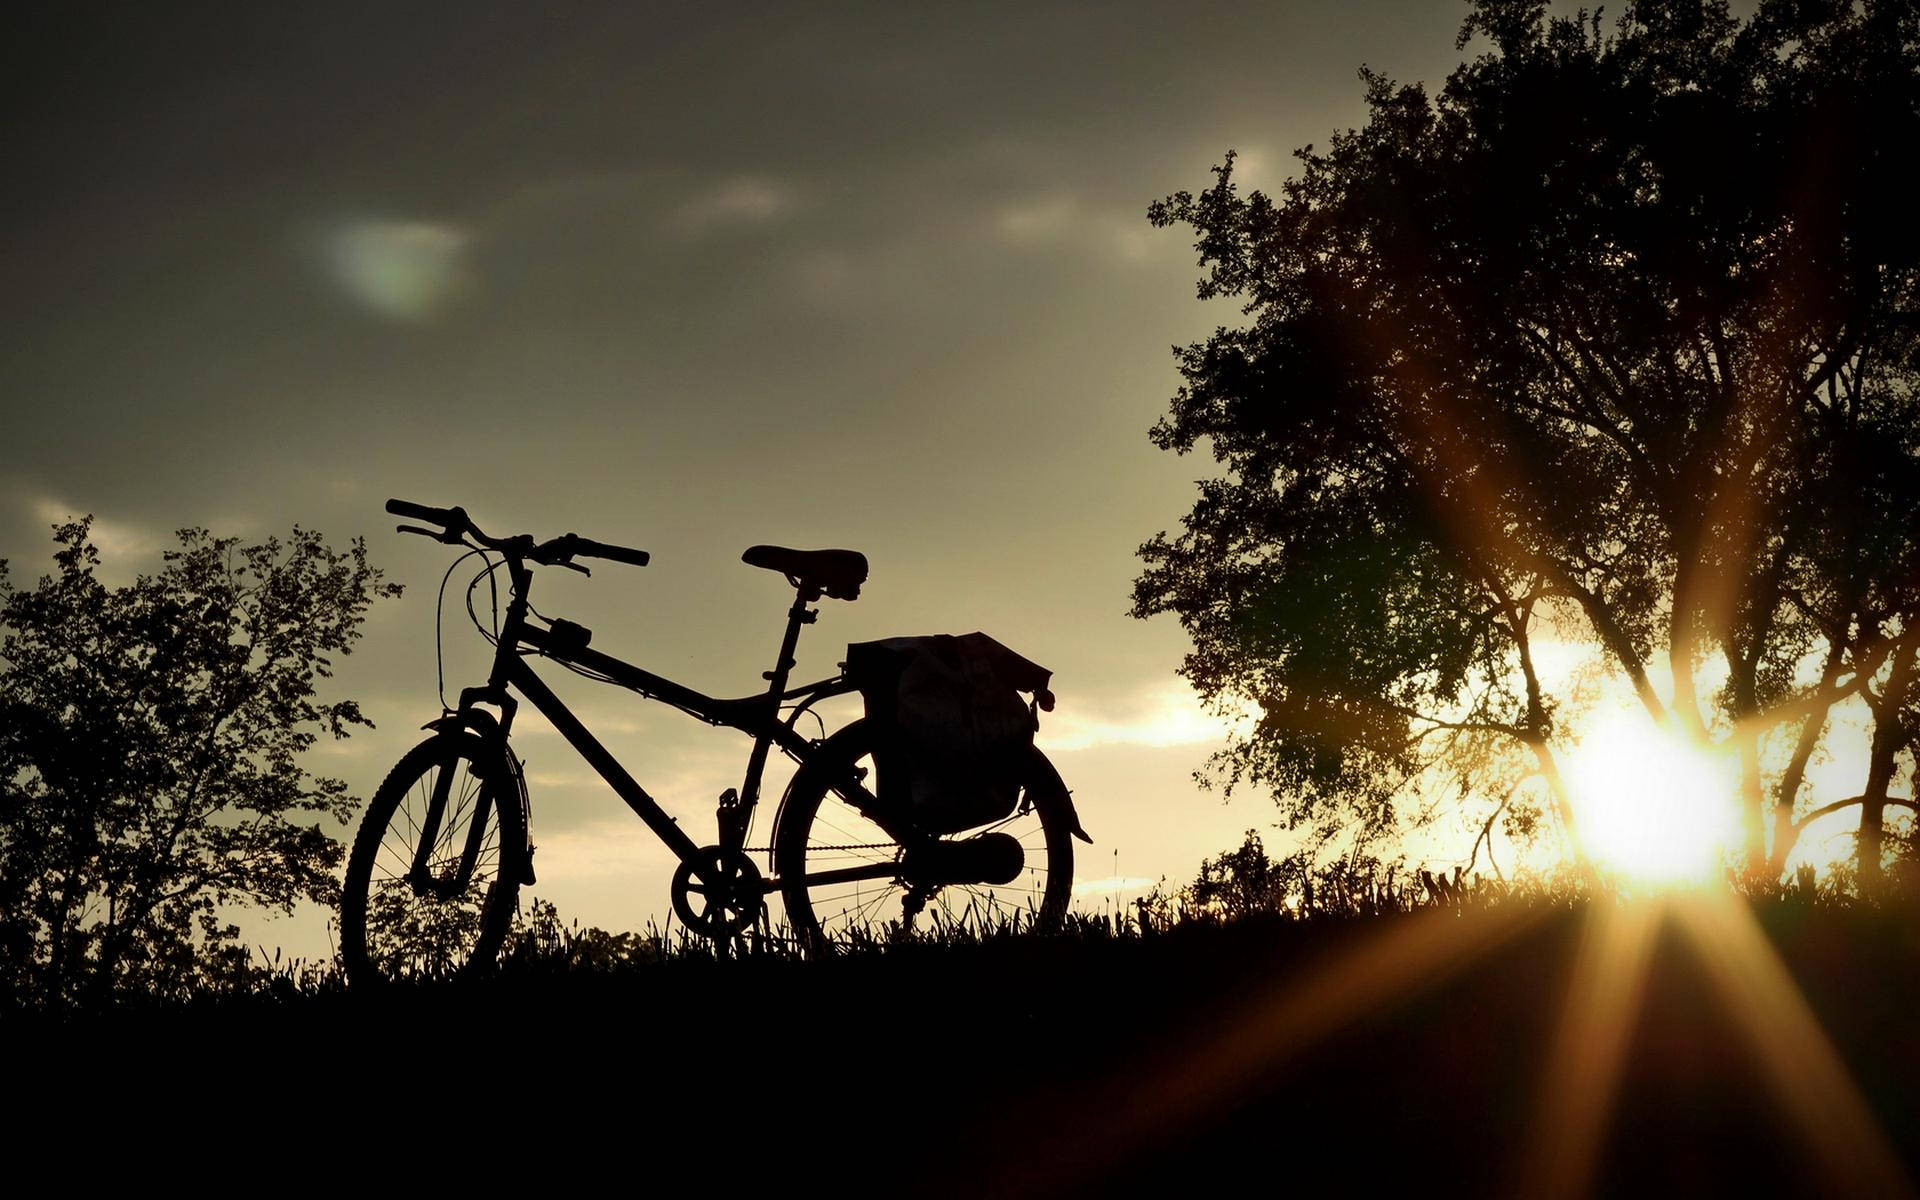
[4,1,1484,954]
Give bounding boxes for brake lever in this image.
[529,534,592,575]
[396,524,470,546]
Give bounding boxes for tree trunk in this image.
[1769,640,1848,874]
[1857,642,1915,890]
[1857,749,1895,891]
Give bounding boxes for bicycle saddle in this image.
[742,545,868,601]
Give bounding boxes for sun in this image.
[1562,713,1741,886]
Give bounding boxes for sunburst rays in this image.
[992,894,1910,1198]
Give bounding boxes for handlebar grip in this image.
[386,498,455,524]
[573,537,650,567]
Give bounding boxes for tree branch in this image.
[1794,794,1918,829]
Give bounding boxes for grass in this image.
[12,878,1920,1196]
[1,854,1862,1010]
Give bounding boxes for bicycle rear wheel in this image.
[340,733,523,985]
[774,719,1074,950]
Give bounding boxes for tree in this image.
[1134,0,1920,880]
[0,517,402,1004]
[1188,830,1293,920]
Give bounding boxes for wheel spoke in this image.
[343,739,521,985]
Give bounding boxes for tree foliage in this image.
[0,518,402,1004]
[1136,0,1920,877]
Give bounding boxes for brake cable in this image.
[435,547,487,712]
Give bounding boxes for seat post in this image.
[736,585,820,814]
[763,584,821,699]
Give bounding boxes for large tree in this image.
[0,518,402,1004]
[1135,0,1920,880]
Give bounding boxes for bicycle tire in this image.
[340,732,523,985]
[774,718,1074,950]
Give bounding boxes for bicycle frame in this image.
[447,554,899,894]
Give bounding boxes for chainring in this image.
[670,846,765,939]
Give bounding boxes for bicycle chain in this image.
[742,842,898,853]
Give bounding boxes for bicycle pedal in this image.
[716,788,748,841]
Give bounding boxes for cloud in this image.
[520,819,678,882]
[520,768,609,791]
[668,177,792,233]
[325,219,474,320]
[991,193,1167,264]
[1038,681,1255,753]
[1105,222,1152,262]
[28,498,157,562]
[791,250,853,303]
[994,194,1079,241]
[513,704,651,740]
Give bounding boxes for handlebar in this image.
[386,498,464,527]
[385,498,649,569]
[560,535,651,568]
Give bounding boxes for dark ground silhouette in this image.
[16,901,1920,1196]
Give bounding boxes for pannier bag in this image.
[844,633,1053,835]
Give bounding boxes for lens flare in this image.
[1518,902,1660,1197]
[1564,714,1740,885]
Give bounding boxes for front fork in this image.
[409,692,532,895]
[407,749,500,900]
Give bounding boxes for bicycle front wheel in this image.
[340,733,523,986]
[774,719,1075,950]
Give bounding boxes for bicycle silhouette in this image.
[340,500,1089,983]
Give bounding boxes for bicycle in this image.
[339,499,1090,984]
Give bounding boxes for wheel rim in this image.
[356,743,510,980]
[784,746,1068,946]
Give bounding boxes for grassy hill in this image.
[15,897,1920,1196]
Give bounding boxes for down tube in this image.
[506,655,704,865]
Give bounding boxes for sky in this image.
[4,1,1508,955]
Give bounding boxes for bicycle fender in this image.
[418,713,538,885]
[423,709,505,741]
[1023,744,1093,844]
